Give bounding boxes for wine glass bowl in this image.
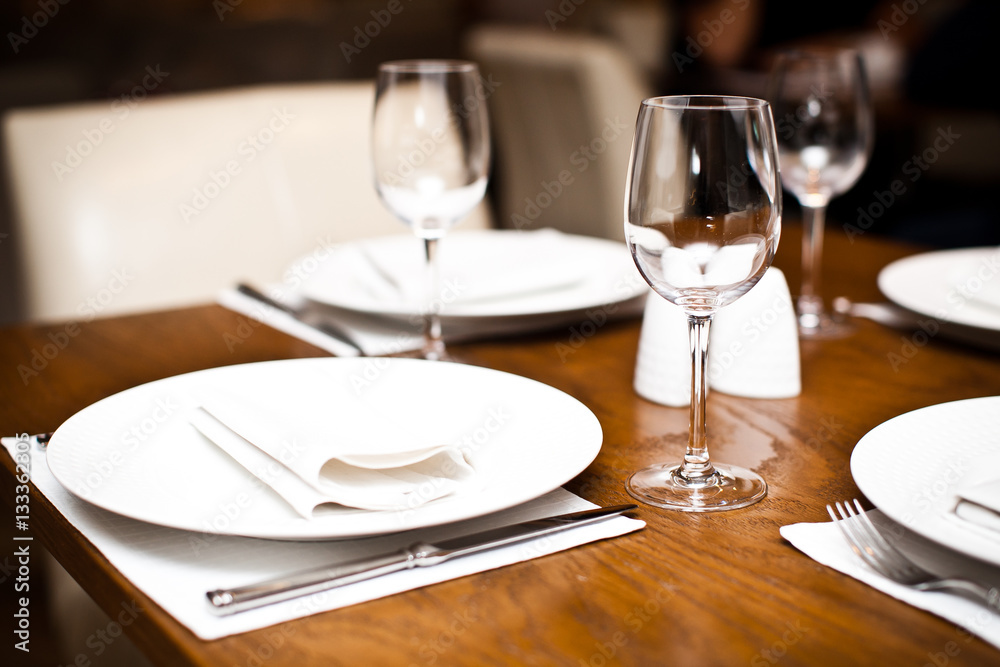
[372,60,490,360]
[624,96,781,512]
[768,48,874,337]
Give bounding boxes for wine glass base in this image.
[797,311,855,340]
[626,462,767,512]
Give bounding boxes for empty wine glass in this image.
[624,96,781,512]
[372,60,490,360]
[768,48,874,338]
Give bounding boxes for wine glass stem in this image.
[799,203,828,318]
[679,313,716,484]
[422,236,446,360]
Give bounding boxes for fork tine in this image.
[827,500,995,603]
[848,499,925,579]
[841,500,906,577]
[826,501,888,576]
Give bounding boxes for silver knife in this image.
[206,504,638,615]
[236,283,364,355]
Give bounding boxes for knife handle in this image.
[207,543,440,615]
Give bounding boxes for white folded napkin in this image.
[954,479,1000,534]
[342,228,590,307]
[2,436,644,640]
[633,268,801,406]
[216,286,422,357]
[189,396,477,517]
[217,281,646,359]
[781,511,1000,649]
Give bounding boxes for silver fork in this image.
[827,499,1000,611]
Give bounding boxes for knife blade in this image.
[206,503,638,615]
[236,283,364,355]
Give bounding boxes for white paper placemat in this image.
[3,435,643,640]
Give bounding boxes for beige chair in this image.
[464,24,652,240]
[2,80,495,665]
[2,81,492,323]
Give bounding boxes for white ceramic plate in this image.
[299,229,647,321]
[851,396,1000,566]
[878,247,1000,331]
[46,358,603,540]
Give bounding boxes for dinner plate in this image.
[878,247,1000,331]
[299,229,647,321]
[851,396,1000,566]
[46,358,603,540]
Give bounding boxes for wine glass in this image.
[767,48,874,338]
[372,60,490,360]
[624,96,782,512]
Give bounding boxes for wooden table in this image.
[3,226,1000,666]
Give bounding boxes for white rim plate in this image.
[878,247,1000,331]
[851,396,1000,566]
[299,229,647,321]
[46,358,603,540]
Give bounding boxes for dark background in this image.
[1,0,997,250]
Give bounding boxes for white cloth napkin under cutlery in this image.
[782,510,1000,649]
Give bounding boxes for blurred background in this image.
[1,0,998,326]
[1,3,998,664]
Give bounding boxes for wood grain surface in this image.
[2,225,999,666]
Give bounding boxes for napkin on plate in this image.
[954,479,1000,534]
[781,511,1000,649]
[189,396,477,517]
[217,229,645,358]
[2,435,644,640]
[339,228,591,307]
[633,267,801,406]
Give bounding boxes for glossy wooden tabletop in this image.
[3,225,1000,666]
